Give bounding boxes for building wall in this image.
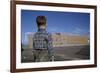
[28,34,33,48]
[52,33,89,47]
[28,33,89,48]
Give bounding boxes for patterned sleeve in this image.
[47,33,54,56]
[33,34,35,50]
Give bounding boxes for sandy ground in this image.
[21,45,90,63]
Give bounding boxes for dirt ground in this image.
[21,45,90,63]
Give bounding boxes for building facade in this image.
[28,33,89,48]
[52,33,89,47]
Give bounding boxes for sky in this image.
[21,10,90,44]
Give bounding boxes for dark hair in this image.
[36,16,46,27]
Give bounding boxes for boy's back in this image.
[32,16,54,62]
[33,29,52,50]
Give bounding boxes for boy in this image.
[33,16,54,62]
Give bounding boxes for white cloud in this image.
[74,27,85,34]
[72,27,90,38]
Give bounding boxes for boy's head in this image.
[36,16,46,29]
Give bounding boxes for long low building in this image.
[28,33,89,48]
[52,33,89,47]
